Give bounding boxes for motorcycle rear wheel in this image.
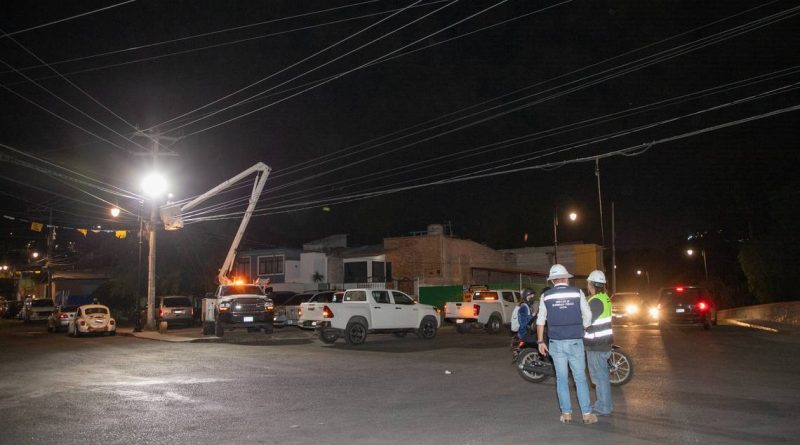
[608,349,633,386]
[517,349,549,383]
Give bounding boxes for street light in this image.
[553,209,578,264]
[636,269,650,290]
[31,251,40,259]
[686,248,709,282]
[110,207,121,218]
[142,172,167,331]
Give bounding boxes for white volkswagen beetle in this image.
[69,304,116,337]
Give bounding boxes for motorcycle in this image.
[511,334,634,386]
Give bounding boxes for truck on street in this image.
[315,288,440,345]
[444,289,522,334]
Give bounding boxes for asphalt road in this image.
[1,320,798,445]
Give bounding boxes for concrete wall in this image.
[502,244,603,277]
[718,301,800,326]
[300,252,328,283]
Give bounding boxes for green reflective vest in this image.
[584,292,613,349]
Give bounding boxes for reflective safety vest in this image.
[584,293,613,349]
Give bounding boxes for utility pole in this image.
[133,130,179,331]
[595,158,605,249]
[611,202,617,296]
[46,208,54,302]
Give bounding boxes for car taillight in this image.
[322,305,333,318]
[697,301,708,311]
[473,304,480,317]
[59,313,68,319]
[158,308,163,318]
[298,307,303,317]
[518,341,525,348]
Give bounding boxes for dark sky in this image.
[1,0,798,256]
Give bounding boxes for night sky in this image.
[1,0,798,262]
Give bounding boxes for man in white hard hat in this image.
[584,270,614,416]
[536,264,596,424]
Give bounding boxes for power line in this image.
[158,0,454,134]
[2,1,449,87]
[260,4,800,193]
[0,0,136,38]
[267,0,786,180]
[177,0,511,137]
[0,28,149,152]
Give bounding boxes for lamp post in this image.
[142,172,167,331]
[686,248,709,282]
[636,269,650,291]
[553,210,578,264]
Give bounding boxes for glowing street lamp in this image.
[686,248,708,281]
[31,251,40,259]
[553,209,578,264]
[110,207,121,218]
[141,172,167,197]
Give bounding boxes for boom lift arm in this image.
[160,162,271,285]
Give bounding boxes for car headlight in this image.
[625,304,639,314]
[648,307,659,319]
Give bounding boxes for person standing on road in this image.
[584,270,614,416]
[536,264,597,424]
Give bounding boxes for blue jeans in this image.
[549,339,592,415]
[587,349,612,414]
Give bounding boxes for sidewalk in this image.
[117,327,220,343]
[116,326,318,343]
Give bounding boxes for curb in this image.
[117,330,221,343]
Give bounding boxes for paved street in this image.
[1,320,798,444]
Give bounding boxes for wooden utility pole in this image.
[133,130,179,330]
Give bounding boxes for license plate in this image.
[456,319,464,324]
[675,308,685,313]
[243,316,254,322]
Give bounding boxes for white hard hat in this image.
[588,270,606,284]
[547,264,573,281]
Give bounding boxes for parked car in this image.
[444,289,522,334]
[298,291,344,330]
[23,298,55,323]
[316,288,439,345]
[68,304,116,337]
[274,291,334,328]
[4,299,22,319]
[657,286,717,330]
[611,292,657,324]
[47,305,79,333]
[139,296,194,328]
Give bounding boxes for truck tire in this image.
[202,322,214,335]
[417,317,437,340]
[214,322,224,338]
[344,320,367,345]
[485,314,502,334]
[455,323,471,334]
[319,330,339,344]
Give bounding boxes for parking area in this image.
[1,319,799,444]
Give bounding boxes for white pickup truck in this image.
[315,288,440,345]
[444,289,522,334]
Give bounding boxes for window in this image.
[344,290,366,302]
[221,285,265,297]
[372,290,391,304]
[344,262,368,282]
[163,297,192,307]
[502,292,516,303]
[372,261,386,282]
[258,255,284,275]
[235,257,250,280]
[391,291,414,305]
